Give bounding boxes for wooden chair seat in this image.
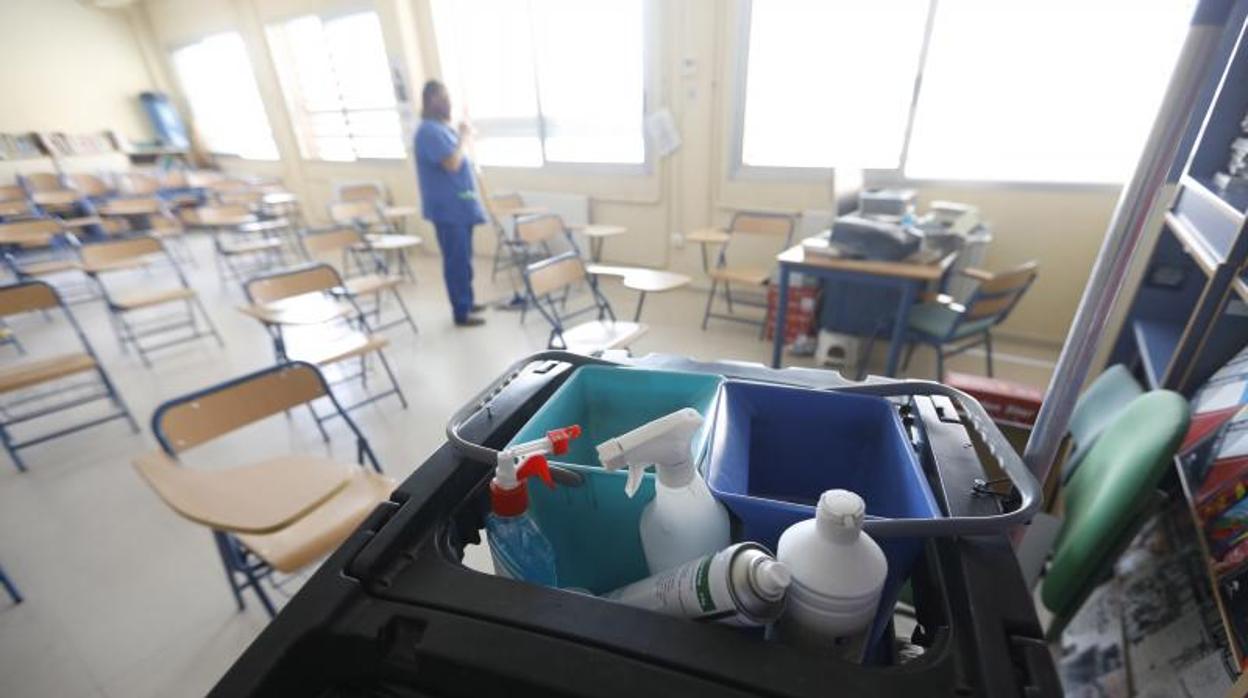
[288,331,389,366]
[220,238,282,256]
[344,273,401,296]
[708,266,770,286]
[236,471,394,573]
[132,451,357,534]
[111,286,196,310]
[360,234,422,251]
[59,216,102,229]
[560,320,648,354]
[18,259,81,276]
[0,353,97,394]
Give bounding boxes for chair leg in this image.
[234,541,277,618]
[902,343,917,372]
[724,282,735,315]
[95,367,139,433]
[391,288,419,334]
[213,531,246,611]
[983,332,995,378]
[306,403,330,442]
[193,296,226,348]
[376,350,408,409]
[0,564,22,604]
[936,346,945,383]
[0,422,26,473]
[702,280,719,330]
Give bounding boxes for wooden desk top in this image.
[238,294,355,326]
[571,224,627,238]
[586,264,691,293]
[687,228,730,245]
[776,244,956,281]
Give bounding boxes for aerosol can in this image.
[604,542,791,626]
[486,425,582,586]
[597,408,731,573]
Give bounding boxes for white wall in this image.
[0,0,156,141]
[135,0,1122,346]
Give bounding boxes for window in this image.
[171,33,278,160]
[739,0,929,170]
[267,12,405,162]
[735,0,1194,184]
[904,0,1193,183]
[431,0,645,167]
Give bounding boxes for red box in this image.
[765,286,820,344]
[946,372,1044,428]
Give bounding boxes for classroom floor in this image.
[0,235,1057,698]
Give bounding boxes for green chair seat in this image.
[907,302,995,341]
[1040,390,1189,628]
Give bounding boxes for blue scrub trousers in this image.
[434,221,475,322]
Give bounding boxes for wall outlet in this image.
[671,232,685,249]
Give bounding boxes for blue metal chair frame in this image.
[243,263,408,434]
[149,361,382,617]
[0,280,139,471]
[701,211,796,337]
[0,563,21,604]
[297,226,419,336]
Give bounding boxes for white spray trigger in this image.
[624,463,647,499]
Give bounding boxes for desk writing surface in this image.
[586,264,690,292]
[776,245,955,281]
[687,228,730,245]
[572,224,627,238]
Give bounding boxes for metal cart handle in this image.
[447,352,1041,537]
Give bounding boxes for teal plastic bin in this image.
[507,366,723,593]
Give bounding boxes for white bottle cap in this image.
[816,489,866,542]
[751,559,792,601]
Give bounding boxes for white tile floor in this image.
[0,235,1056,697]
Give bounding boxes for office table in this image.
[771,245,955,374]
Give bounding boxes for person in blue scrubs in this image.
[414,80,487,327]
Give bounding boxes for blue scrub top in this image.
[414,119,486,226]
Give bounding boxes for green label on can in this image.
[695,556,715,613]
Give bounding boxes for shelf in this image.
[1166,210,1224,276]
[1173,455,1246,668]
[1132,318,1184,388]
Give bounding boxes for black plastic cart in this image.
[211,352,1060,697]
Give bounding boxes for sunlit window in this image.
[905,0,1193,183]
[740,0,929,169]
[171,33,279,161]
[267,12,405,162]
[431,0,645,167]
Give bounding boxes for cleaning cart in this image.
[211,351,1058,697]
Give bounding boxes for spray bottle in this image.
[597,409,730,573]
[487,425,581,586]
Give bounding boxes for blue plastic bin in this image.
[507,366,723,593]
[704,380,939,649]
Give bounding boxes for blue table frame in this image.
[771,245,956,374]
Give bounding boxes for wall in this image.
[0,0,156,141]
[136,0,1122,346]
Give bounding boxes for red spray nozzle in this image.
[517,454,555,489]
[491,454,555,517]
[545,425,582,455]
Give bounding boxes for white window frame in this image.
[266,9,407,163]
[729,0,1169,190]
[430,0,658,176]
[169,32,280,162]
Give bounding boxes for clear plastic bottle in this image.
[486,453,558,586]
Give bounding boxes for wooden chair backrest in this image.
[98,197,163,216]
[301,227,363,256]
[0,281,61,317]
[66,174,110,197]
[0,218,63,245]
[729,211,796,238]
[155,363,329,453]
[0,200,30,217]
[23,173,62,192]
[329,200,381,225]
[80,236,164,268]
[217,190,264,207]
[0,184,25,202]
[117,172,160,196]
[31,190,78,206]
[340,183,384,202]
[963,261,1039,322]
[515,213,565,245]
[246,264,342,304]
[490,193,524,215]
[526,253,586,298]
[184,204,253,226]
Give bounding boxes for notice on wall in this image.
[645,108,681,158]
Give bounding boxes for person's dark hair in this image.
[421,80,448,120]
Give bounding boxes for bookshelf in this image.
[1108,5,1248,674]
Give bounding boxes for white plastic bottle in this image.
[597,408,731,573]
[773,489,887,661]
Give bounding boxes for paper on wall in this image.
[645,108,681,158]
